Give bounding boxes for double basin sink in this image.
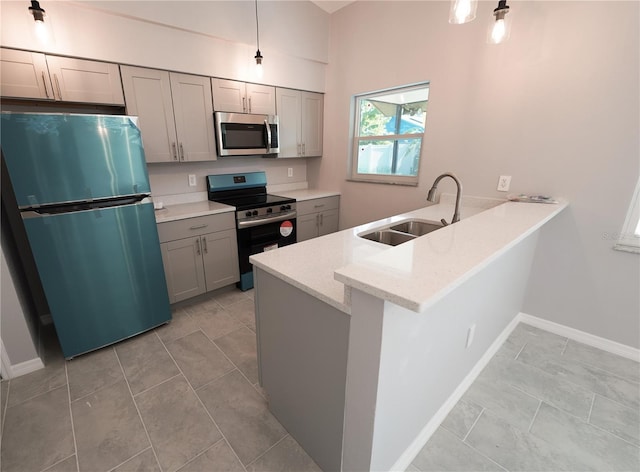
[359,219,445,246]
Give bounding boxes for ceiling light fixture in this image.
[449,0,478,25]
[28,0,45,22]
[28,0,50,43]
[488,0,511,44]
[254,0,264,79]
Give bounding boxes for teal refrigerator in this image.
[1,112,171,358]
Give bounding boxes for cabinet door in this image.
[0,48,53,100]
[275,88,302,158]
[296,213,319,242]
[170,72,216,162]
[301,91,324,157]
[212,78,246,113]
[121,66,178,163]
[201,229,240,292]
[246,83,276,115]
[318,209,339,237]
[45,56,124,105]
[161,238,206,303]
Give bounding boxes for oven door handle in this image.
[237,211,297,229]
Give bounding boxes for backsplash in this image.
[147,158,309,199]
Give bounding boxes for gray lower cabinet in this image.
[296,196,340,242]
[157,213,239,303]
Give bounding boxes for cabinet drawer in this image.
[157,213,235,242]
[297,196,340,216]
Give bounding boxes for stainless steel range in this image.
[207,172,296,291]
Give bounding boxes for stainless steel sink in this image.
[359,229,417,246]
[359,219,446,246]
[389,220,444,236]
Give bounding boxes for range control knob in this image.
[252,210,259,216]
[245,211,252,217]
[285,204,292,210]
[266,207,273,213]
[280,205,286,211]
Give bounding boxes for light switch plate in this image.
[497,175,511,192]
[188,174,197,187]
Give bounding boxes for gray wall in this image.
[314,1,640,348]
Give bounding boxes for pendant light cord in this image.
[255,0,260,51]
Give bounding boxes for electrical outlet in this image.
[466,324,476,348]
[188,174,197,187]
[497,175,511,192]
[287,167,293,178]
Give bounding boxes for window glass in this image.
[350,83,429,185]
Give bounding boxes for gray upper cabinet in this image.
[275,88,323,158]
[212,78,275,115]
[121,66,216,163]
[0,48,123,105]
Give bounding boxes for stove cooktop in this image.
[211,193,295,211]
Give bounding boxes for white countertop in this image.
[250,199,567,314]
[154,201,235,223]
[271,189,341,201]
[154,188,339,223]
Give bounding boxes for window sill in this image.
[613,242,640,254]
[346,178,418,187]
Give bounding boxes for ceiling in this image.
[311,1,355,14]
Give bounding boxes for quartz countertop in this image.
[250,199,567,314]
[154,201,235,223]
[271,189,340,201]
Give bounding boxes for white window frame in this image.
[614,178,640,254]
[349,82,429,186]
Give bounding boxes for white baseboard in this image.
[389,315,522,472]
[518,312,640,362]
[9,357,45,379]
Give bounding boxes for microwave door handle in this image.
[264,119,272,153]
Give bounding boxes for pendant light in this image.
[28,0,49,43]
[449,0,478,25]
[254,0,264,79]
[487,0,512,44]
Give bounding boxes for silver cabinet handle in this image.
[53,74,62,100]
[297,144,302,156]
[172,142,178,160]
[313,204,325,209]
[195,238,201,255]
[179,142,185,161]
[302,143,306,156]
[242,97,247,113]
[202,237,208,254]
[41,72,50,98]
[320,213,324,226]
[189,224,208,230]
[316,214,320,228]
[248,96,252,113]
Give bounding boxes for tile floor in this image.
[0,288,321,472]
[1,289,638,472]
[409,323,640,472]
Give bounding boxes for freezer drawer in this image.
[23,202,171,358]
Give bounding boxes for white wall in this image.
[314,1,639,348]
[0,1,329,91]
[1,246,39,370]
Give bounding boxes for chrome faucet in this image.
[426,172,463,226]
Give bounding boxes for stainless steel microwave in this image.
[214,112,279,157]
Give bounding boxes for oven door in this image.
[215,112,279,157]
[237,216,296,274]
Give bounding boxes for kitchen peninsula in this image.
[250,197,567,472]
